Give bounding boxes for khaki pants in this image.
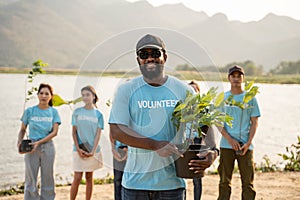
[217,148,256,200]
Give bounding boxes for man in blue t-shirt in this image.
[109,34,218,200]
[217,65,261,200]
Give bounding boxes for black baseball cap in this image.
[136,34,166,53]
[228,65,245,75]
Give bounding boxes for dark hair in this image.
[188,80,200,93]
[37,83,54,106]
[81,85,99,107]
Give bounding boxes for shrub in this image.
[278,136,300,171]
[257,155,279,172]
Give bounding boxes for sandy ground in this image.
[1,172,300,200]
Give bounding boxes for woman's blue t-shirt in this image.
[21,105,61,140]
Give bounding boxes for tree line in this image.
[175,59,300,76]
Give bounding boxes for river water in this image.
[0,74,299,189]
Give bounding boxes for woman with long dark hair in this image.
[17,83,61,200]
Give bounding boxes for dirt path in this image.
[1,172,300,200]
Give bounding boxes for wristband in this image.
[211,146,220,156]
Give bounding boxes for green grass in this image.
[0,183,24,196]
[172,71,300,84]
[80,176,114,185]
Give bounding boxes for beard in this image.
[139,63,164,80]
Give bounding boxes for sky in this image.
[127,0,300,22]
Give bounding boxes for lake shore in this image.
[1,67,300,84]
[1,172,299,200]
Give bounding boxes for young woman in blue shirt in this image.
[17,83,61,200]
[70,85,104,200]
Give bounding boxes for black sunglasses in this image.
[138,50,162,59]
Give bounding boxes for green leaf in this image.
[173,103,187,112]
[224,114,234,127]
[243,86,259,103]
[181,114,195,123]
[225,95,234,105]
[282,154,289,160]
[52,94,67,106]
[52,95,82,106]
[244,81,254,91]
[243,95,253,104]
[214,92,224,107]
[32,60,49,67]
[172,86,236,143]
[201,87,217,103]
[72,97,82,104]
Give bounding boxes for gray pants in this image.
[24,140,55,200]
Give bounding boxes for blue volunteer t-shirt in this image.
[72,107,104,152]
[21,105,61,140]
[109,75,191,191]
[220,91,261,150]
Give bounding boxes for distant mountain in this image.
[0,0,299,71]
[182,13,300,69]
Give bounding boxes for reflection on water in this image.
[0,74,299,189]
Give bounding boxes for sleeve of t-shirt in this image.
[250,97,261,117]
[97,111,104,130]
[20,107,31,125]
[52,108,61,125]
[109,84,130,126]
[71,110,77,126]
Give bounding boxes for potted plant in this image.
[172,81,259,178]
[19,60,82,153]
[172,87,233,178]
[19,60,49,153]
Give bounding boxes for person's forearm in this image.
[92,128,101,153]
[109,128,117,149]
[247,117,258,144]
[204,126,216,148]
[110,123,160,151]
[18,130,25,144]
[217,126,233,142]
[17,123,27,145]
[72,126,80,150]
[36,123,59,145]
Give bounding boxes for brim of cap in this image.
[136,44,162,52]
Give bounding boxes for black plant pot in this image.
[19,139,33,153]
[175,144,210,178]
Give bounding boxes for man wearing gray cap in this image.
[109,34,218,200]
[217,65,261,200]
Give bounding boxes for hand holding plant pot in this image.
[172,87,233,178]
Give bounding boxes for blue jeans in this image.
[193,178,202,200]
[122,187,186,200]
